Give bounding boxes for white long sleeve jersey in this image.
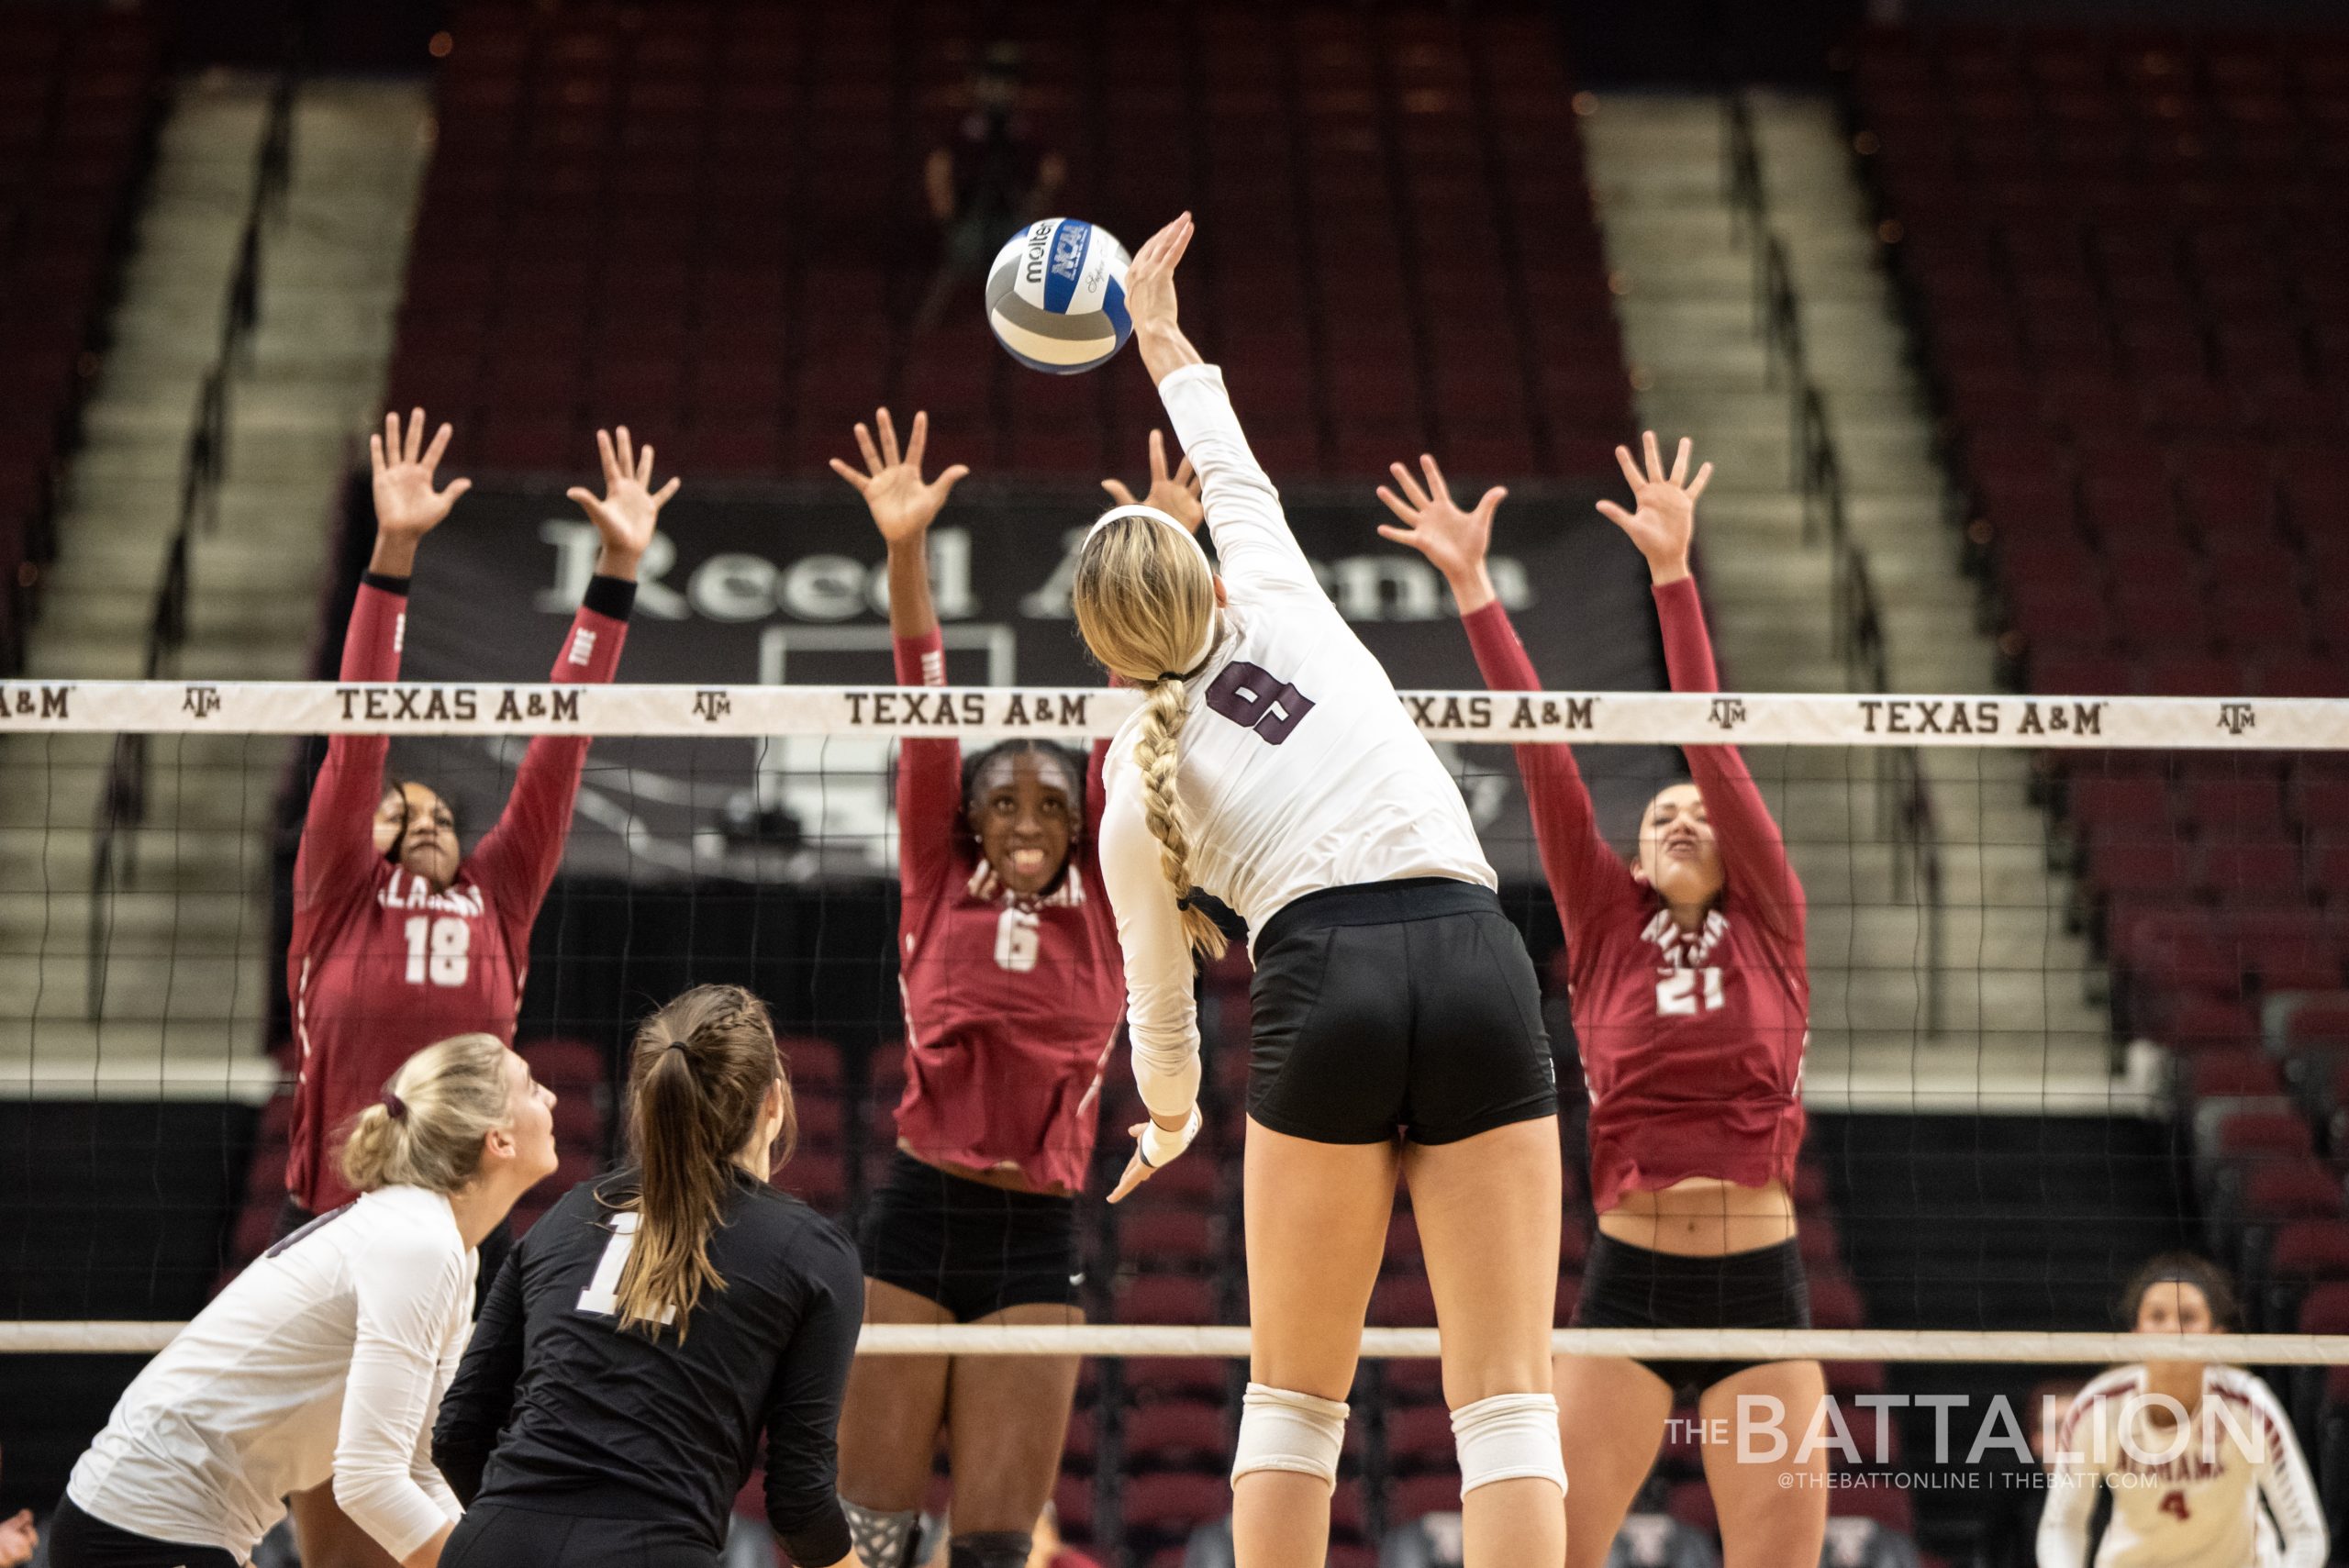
[2038,1364,2328,1568]
[69,1184,473,1562]
[1100,362,1495,1114]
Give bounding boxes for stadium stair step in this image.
[0,73,431,1094]
[1583,90,2121,1108]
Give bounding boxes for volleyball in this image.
[984,217,1133,374]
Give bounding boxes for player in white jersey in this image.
[1077,214,1568,1568]
[53,1033,559,1568]
[2040,1254,2326,1568]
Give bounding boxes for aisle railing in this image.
[89,61,300,1020]
[1723,93,1944,1031]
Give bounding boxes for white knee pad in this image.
[1230,1383,1350,1491]
[1452,1392,1567,1497]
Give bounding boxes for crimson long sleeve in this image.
[1651,575,1805,943]
[464,573,635,963]
[293,576,407,919]
[1460,599,1642,942]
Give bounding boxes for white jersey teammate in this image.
[2040,1256,2326,1568]
[53,1034,558,1568]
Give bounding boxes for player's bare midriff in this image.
[900,1140,1077,1198]
[1598,1176,1797,1256]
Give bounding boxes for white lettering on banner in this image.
[778,554,866,621]
[552,527,981,626]
[1019,527,1535,622]
[537,521,689,620]
[688,553,778,620]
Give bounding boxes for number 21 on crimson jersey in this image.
[1656,966,1725,1016]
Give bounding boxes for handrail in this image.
[89,61,301,1019]
[1720,92,1944,1033]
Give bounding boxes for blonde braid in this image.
[1134,676,1228,961]
[1070,509,1228,960]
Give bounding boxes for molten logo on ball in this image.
[985,217,1134,376]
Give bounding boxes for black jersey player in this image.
[432,986,863,1568]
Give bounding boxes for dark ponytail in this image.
[610,984,793,1339]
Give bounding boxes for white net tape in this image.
[0,680,2323,747]
[7,1321,2348,1362]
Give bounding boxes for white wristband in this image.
[1138,1106,1202,1169]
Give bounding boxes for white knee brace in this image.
[1452,1392,1567,1496]
[1230,1383,1350,1491]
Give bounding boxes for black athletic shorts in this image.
[443,1498,718,1568]
[1574,1233,1811,1404]
[273,1194,511,1315]
[47,1496,239,1568]
[1246,877,1556,1145]
[859,1151,1082,1322]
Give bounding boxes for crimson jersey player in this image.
[275,412,680,1568]
[1382,434,1828,1568]
[821,411,1156,1568]
[285,417,676,1221]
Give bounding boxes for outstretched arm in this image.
[1601,435,1803,943]
[831,407,973,894]
[1377,454,1639,941]
[295,410,468,915]
[468,428,672,932]
[1126,213,1320,598]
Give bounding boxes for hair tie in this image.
[381,1090,406,1119]
[665,1040,689,1055]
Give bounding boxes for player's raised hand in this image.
[1100,428,1202,528]
[1376,452,1507,615]
[1598,431,1711,584]
[369,408,469,543]
[829,407,969,546]
[566,426,680,581]
[1124,211,1194,333]
[1126,214,1207,384]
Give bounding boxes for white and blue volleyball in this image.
[985,217,1132,374]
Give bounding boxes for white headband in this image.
[1088,503,1211,563]
[1085,504,1219,679]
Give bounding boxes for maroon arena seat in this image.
[394,2,1626,479]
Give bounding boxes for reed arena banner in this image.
[376,478,1670,889]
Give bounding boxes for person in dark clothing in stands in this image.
[431,985,864,1568]
[913,42,1066,332]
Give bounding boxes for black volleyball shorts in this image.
[1245,877,1558,1145]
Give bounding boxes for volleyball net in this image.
[5,677,2344,1353]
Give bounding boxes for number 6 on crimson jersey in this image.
[1205,661,1315,744]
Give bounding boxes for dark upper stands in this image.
[0,6,162,673]
[1853,24,2349,1547]
[387,1,1629,480]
